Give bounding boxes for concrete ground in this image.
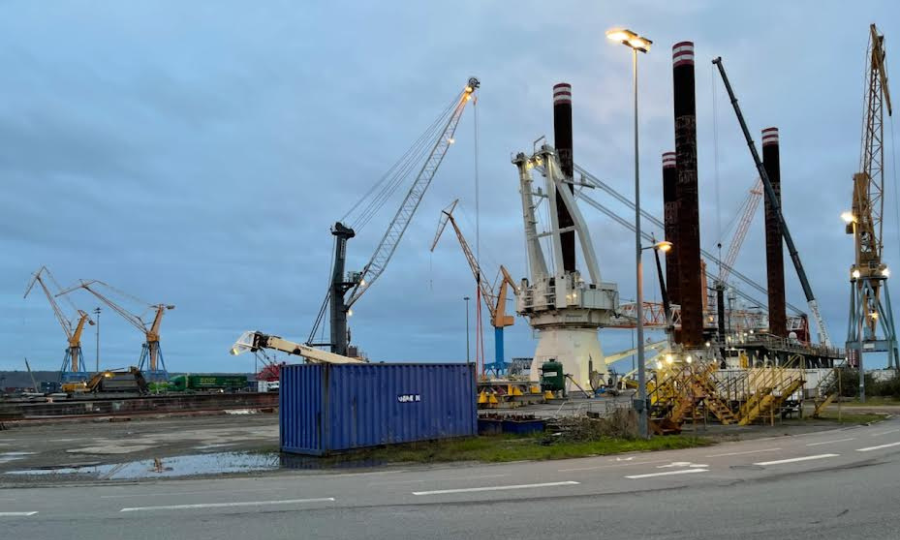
[0,412,278,484]
[2,416,900,539]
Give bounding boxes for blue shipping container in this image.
[280,363,477,455]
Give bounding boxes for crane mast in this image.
[24,267,94,378]
[846,24,899,372]
[312,78,479,357]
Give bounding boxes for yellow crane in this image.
[24,266,94,380]
[844,23,899,372]
[57,280,175,377]
[431,200,518,373]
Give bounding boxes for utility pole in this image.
[94,307,101,373]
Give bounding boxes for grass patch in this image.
[839,397,900,407]
[811,411,889,424]
[336,433,713,464]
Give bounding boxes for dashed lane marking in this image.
[754,454,839,466]
[0,512,38,517]
[857,441,900,452]
[412,481,579,496]
[120,498,335,512]
[625,469,709,480]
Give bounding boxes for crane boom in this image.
[720,179,764,283]
[231,331,366,364]
[344,78,479,309]
[25,267,74,340]
[712,56,831,345]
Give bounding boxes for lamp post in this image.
[464,296,471,365]
[93,307,101,373]
[608,27,652,438]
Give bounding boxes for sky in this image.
[4,0,900,374]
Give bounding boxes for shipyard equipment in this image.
[61,367,148,395]
[431,200,518,374]
[844,24,899,373]
[231,331,367,365]
[24,267,94,381]
[713,56,831,346]
[57,280,174,379]
[307,78,480,357]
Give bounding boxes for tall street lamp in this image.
[464,296,471,365]
[607,27,652,438]
[93,306,102,373]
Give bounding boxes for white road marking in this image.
[657,461,707,469]
[857,441,900,452]
[558,459,670,472]
[626,469,709,480]
[705,448,781,458]
[871,429,900,437]
[806,438,856,447]
[120,498,335,512]
[101,487,295,499]
[754,454,839,466]
[370,473,508,487]
[412,481,579,496]
[0,512,38,517]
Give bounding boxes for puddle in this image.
[4,452,280,480]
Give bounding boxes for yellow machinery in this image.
[431,199,518,374]
[62,367,148,394]
[24,267,94,378]
[58,280,174,376]
[845,24,899,373]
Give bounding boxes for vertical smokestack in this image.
[762,127,787,337]
[672,41,704,349]
[553,83,576,273]
[662,152,680,307]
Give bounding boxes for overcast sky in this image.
[4,1,900,374]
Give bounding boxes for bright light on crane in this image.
[852,268,862,279]
[883,267,891,278]
[841,211,857,224]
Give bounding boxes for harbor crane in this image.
[430,199,518,373]
[307,77,480,356]
[57,280,174,377]
[24,266,94,380]
[844,24,899,372]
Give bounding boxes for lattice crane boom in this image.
[720,178,764,284]
[344,78,480,309]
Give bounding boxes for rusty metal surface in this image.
[763,130,787,337]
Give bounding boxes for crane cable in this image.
[340,91,463,233]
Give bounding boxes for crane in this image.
[713,56,831,345]
[57,280,175,377]
[720,179,764,284]
[430,200,518,373]
[231,331,366,365]
[24,266,94,380]
[308,77,480,356]
[845,24,899,371]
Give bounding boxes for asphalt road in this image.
[3,418,900,539]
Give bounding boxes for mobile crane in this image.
[24,267,94,381]
[57,280,174,378]
[430,199,518,373]
[231,331,366,364]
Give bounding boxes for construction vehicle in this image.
[231,331,368,364]
[430,199,518,374]
[307,78,480,357]
[713,56,830,346]
[24,267,94,381]
[62,367,148,395]
[844,24,899,374]
[57,280,174,379]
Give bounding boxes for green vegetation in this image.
[334,433,713,464]
[829,368,900,399]
[810,410,888,424]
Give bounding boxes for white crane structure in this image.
[512,145,619,388]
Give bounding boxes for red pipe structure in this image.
[553,83,577,273]
[762,127,787,337]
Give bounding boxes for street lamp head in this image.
[654,240,673,253]
[606,28,652,52]
[841,211,857,224]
